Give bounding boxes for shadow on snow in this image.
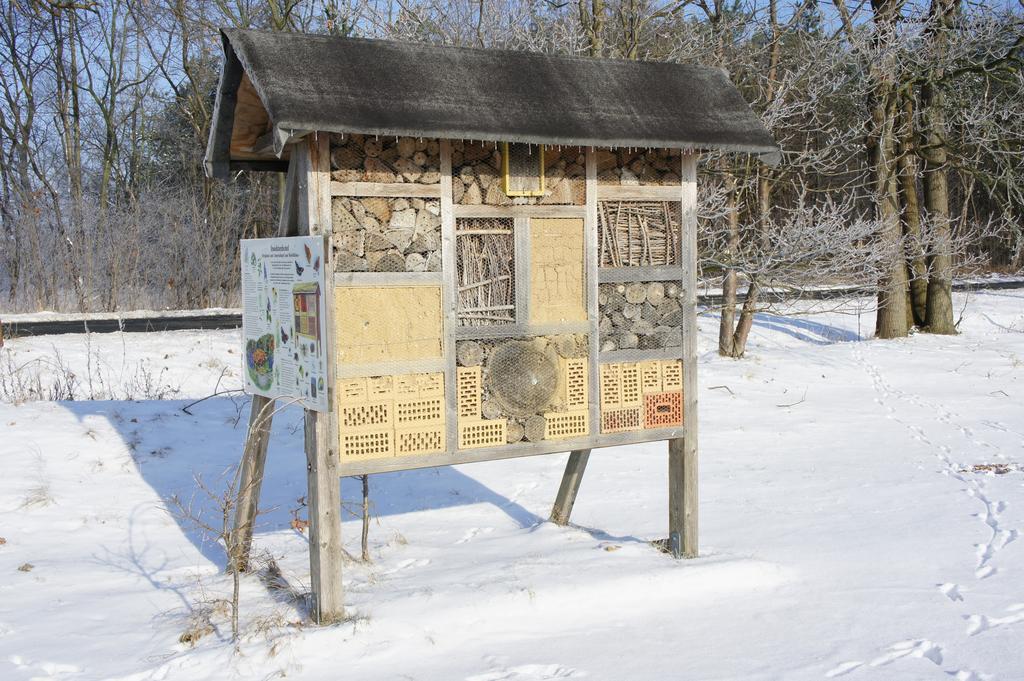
[59,397,544,569]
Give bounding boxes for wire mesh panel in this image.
[456,217,516,326]
[598,201,680,267]
[451,141,585,206]
[595,148,682,185]
[503,142,544,195]
[599,281,683,352]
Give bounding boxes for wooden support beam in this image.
[230,152,300,571]
[330,181,441,198]
[669,151,699,559]
[231,394,274,571]
[550,147,599,530]
[299,132,345,623]
[595,184,682,201]
[452,204,585,219]
[550,449,591,525]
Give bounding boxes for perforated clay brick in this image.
[640,361,662,394]
[620,363,642,407]
[544,411,589,440]
[394,396,445,427]
[561,358,589,409]
[644,391,683,429]
[457,366,482,420]
[417,372,445,397]
[661,360,683,392]
[601,407,642,433]
[458,419,506,449]
[341,430,393,459]
[338,377,368,405]
[367,376,394,400]
[395,425,445,456]
[340,402,393,429]
[599,363,622,409]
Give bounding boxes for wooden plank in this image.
[337,426,684,477]
[334,358,447,379]
[599,347,683,363]
[598,266,685,283]
[669,151,699,559]
[549,147,600,528]
[230,152,300,572]
[439,139,459,475]
[584,148,601,451]
[453,320,590,341]
[453,204,585,219]
[513,216,530,325]
[301,133,345,623]
[279,160,300,236]
[595,184,682,201]
[231,394,274,571]
[550,449,591,525]
[334,271,442,287]
[205,48,244,179]
[330,181,442,198]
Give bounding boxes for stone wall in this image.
[332,197,441,272]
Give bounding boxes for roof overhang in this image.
[205,29,780,179]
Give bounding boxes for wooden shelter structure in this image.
[207,28,777,624]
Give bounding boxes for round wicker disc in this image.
[486,341,558,417]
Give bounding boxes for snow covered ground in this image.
[1,291,1022,681]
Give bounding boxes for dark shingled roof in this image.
[205,29,778,178]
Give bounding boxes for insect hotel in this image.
[206,29,777,623]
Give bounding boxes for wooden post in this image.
[231,137,307,572]
[231,394,274,571]
[298,133,344,623]
[550,449,591,525]
[669,151,699,559]
[550,148,599,528]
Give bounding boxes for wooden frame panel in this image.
[501,142,546,196]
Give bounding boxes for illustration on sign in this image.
[241,236,327,412]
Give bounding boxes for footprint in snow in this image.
[381,558,430,575]
[940,583,964,602]
[7,654,82,679]
[868,639,943,667]
[964,603,1024,636]
[456,527,495,544]
[975,565,997,579]
[825,661,863,677]
[466,664,581,681]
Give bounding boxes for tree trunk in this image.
[920,0,958,335]
[897,93,928,327]
[727,279,760,358]
[718,169,740,356]
[360,475,371,562]
[869,0,910,339]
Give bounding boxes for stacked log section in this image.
[595,148,682,185]
[332,197,441,272]
[598,282,683,351]
[329,134,441,184]
[451,141,585,206]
